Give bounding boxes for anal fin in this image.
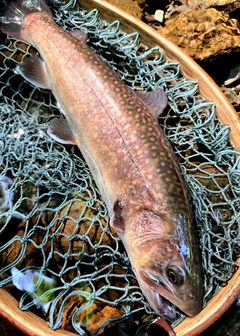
[47,118,78,145]
[15,53,51,89]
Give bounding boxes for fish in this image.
[0,0,203,320]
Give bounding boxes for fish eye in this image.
[167,266,185,285]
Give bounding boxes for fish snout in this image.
[184,290,203,317]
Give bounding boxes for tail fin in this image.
[0,0,52,41]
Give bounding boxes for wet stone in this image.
[160,8,240,62]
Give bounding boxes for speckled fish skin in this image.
[0,0,203,319]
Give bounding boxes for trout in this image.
[0,0,203,319]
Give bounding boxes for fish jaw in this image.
[136,271,177,322]
[139,265,202,318]
[124,212,203,318]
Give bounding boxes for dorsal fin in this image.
[137,89,168,118]
[69,30,87,43]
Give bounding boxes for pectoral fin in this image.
[137,89,168,118]
[110,197,125,234]
[15,53,51,89]
[47,118,78,145]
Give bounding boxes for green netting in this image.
[0,0,239,335]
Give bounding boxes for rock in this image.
[0,219,51,271]
[221,86,240,110]
[55,293,122,334]
[178,0,240,12]
[50,199,118,257]
[154,9,164,22]
[160,8,240,61]
[78,304,122,334]
[104,0,145,19]
[165,4,192,21]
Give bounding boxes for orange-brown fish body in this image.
[0,0,203,319]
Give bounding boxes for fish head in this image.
[127,211,203,319]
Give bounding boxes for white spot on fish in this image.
[122,168,127,175]
[123,124,130,130]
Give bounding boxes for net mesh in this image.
[0,0,239,334]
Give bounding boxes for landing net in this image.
[0,0,239,335]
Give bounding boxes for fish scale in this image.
[0,0,203,321]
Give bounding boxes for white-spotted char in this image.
[0,0,203,319]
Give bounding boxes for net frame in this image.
[0,1,239,334]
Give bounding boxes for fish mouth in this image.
[140,270,176,321]
[150,289,176,322]
[140,269,202,318]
